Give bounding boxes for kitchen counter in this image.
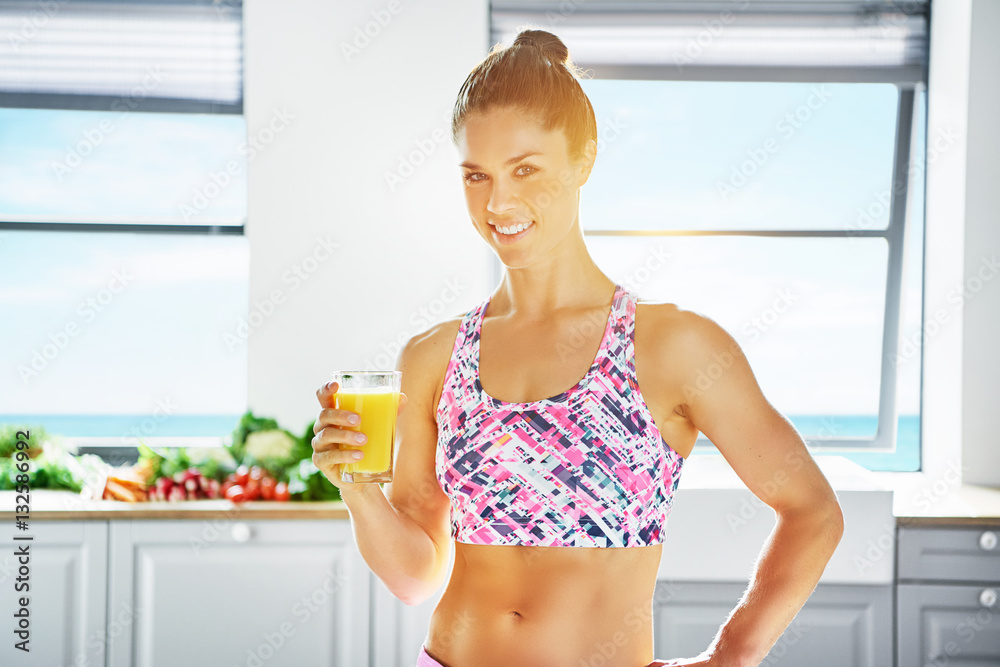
[0,489,350,520]
[4,458,999,525]
[877,470,1000,525]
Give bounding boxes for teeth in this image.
[496,222,531,235]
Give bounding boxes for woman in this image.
[312,29,844,667]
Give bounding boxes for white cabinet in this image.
[106,519,369,667]
[0,520,108,667]
[897,525,1000,666]
[652,581,893,666]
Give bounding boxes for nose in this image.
[486,178,519,216]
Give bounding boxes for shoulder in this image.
[635,298,736,347]
[634,298,746,376]
[400,312,466,369]
[398,310,469,415]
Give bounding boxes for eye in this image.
[515,165,538,178]
[463,172,487,184]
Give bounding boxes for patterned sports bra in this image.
[435,283,684,548]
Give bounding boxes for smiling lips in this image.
[492,221,533,235]
[489,220,535,244]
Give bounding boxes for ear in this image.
[575,138,598,187]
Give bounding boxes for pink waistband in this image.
[417,645,444,667]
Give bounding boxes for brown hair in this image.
[451,29,598,162]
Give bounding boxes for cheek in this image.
[523,177,569,212]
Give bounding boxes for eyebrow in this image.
[459,151,541,170]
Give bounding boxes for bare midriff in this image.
[423,541,664,667]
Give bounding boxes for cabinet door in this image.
[652,581,893,666]
[107,519,368,667]
[0,520,108,667]
[898,583,1000,667]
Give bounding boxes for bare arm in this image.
[312,328,454,606]
[661,313,844,667]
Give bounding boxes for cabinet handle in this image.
[231,522,253,543]
[981,588,998,609]
[980,531,998,551]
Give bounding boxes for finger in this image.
[312,444,363,469]
[315,380,340,408]
[313,407,361,435]
[397,392,408,415]
[311,426,366,452]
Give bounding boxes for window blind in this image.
[0,0,242,112]
[492,1,929,84]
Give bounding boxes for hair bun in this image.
[512,29,570,65]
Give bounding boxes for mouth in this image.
[489,220,534,244]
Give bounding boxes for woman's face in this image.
[456,107,595,267]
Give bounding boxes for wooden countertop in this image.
[0,490,350,520]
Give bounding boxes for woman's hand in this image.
[647,654,720,667]
[311,380,407,489]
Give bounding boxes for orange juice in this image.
[336,388,400,480]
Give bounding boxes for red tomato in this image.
[243,479,261,501]
[260,476,276,500]
[234,465,250,486]
[225,484,247,503]
[249,465,264,481]
[274,481,290,502]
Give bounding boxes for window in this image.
[0,0,248,447]
[492,1,929,471]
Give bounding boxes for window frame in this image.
[489,65,924,458]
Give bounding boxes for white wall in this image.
[960,0,1000,485]
[243,0,492,432]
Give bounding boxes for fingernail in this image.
[355,433,366,444]
[349,414,360,425]
[352,451,364,460]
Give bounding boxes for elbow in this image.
[818,495,845,550]
[390,562,449,607]
[394,578,441,607]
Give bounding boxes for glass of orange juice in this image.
[333,371,401,484]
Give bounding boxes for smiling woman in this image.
[310,28,844,667]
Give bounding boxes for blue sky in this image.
[0,81,923,424]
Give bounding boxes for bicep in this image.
[679,315,835,512]
[383,334,453,557]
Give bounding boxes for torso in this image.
[423,290,698,667]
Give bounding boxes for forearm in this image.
[707,502,844,666]
[339,483,449,605]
